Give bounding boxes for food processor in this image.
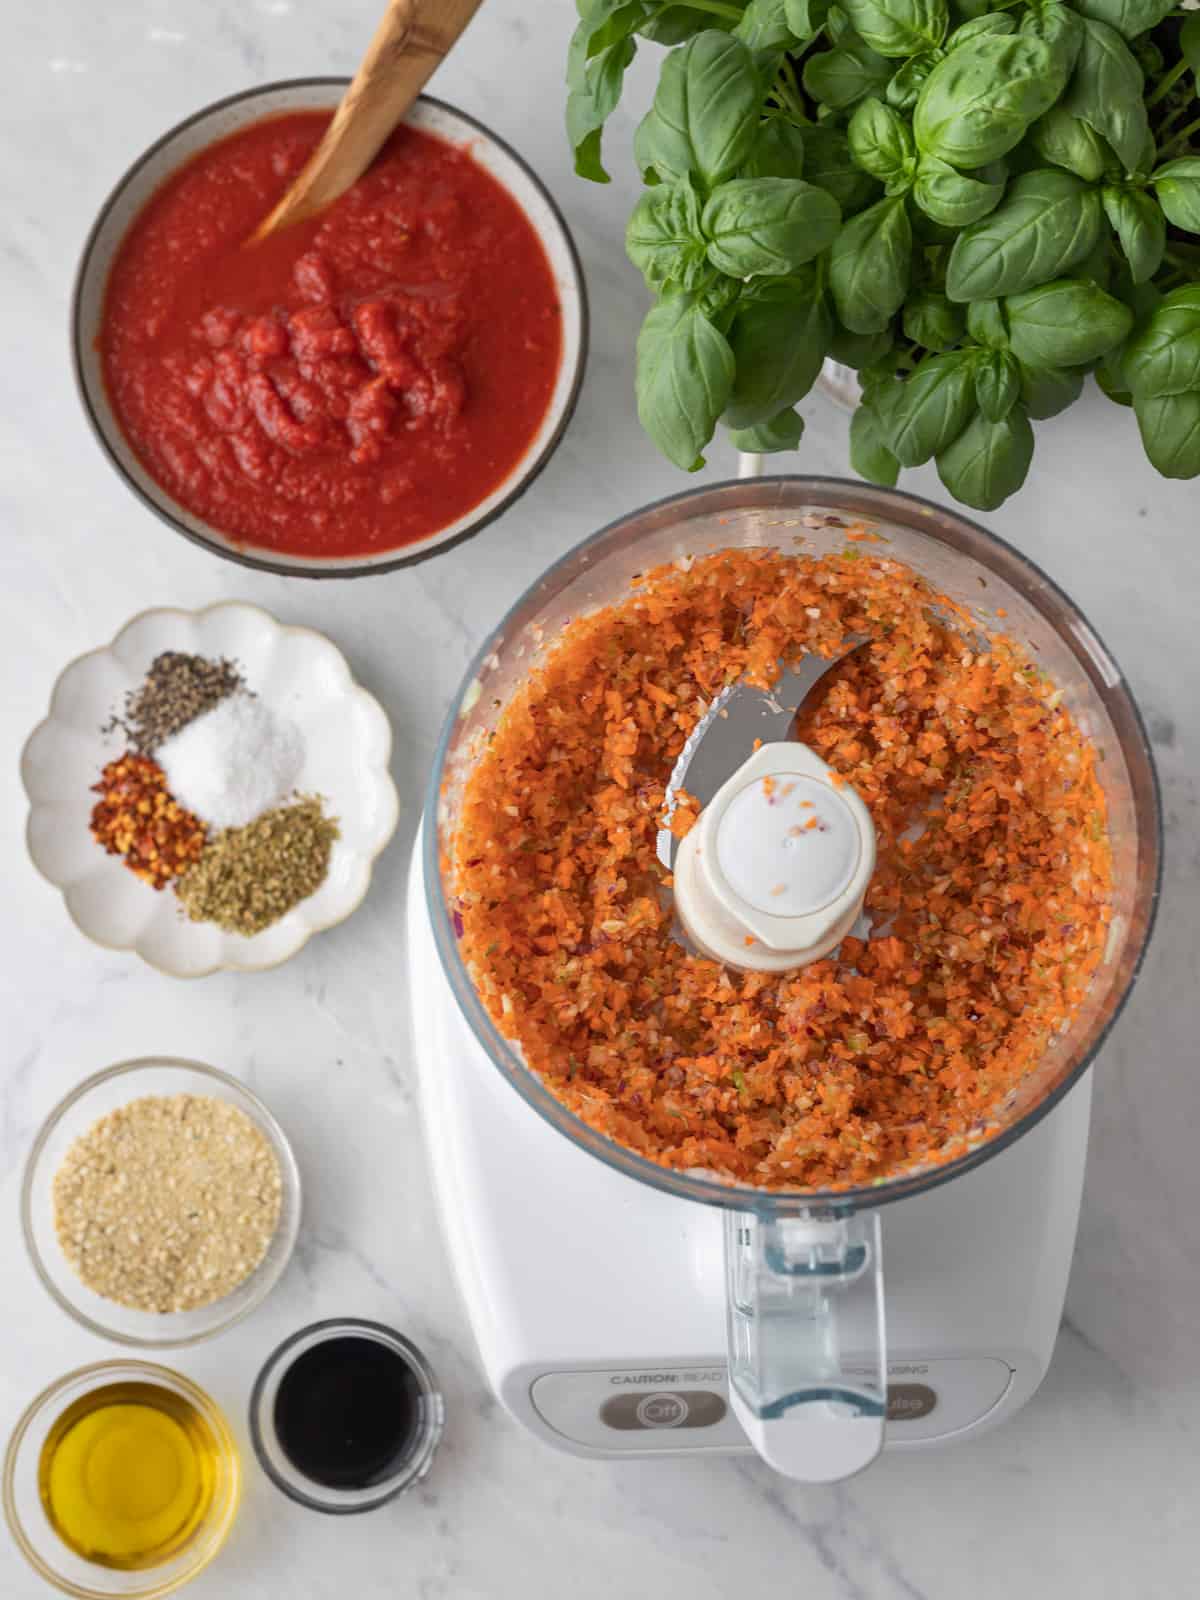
[407,479,1160,1483]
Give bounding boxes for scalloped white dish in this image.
[21,602,399,976]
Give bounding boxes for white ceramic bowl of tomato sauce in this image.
[72,80,588,577]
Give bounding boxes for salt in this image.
[159,692,304,831]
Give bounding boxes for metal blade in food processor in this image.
[657,644,865,870]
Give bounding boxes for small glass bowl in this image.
[22,1057,301,1347]
[249,1319,444,1513]
[3,1360,241,1598]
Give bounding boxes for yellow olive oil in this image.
[37,1382,220,1571]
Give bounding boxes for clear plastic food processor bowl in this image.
[424,478,1161,1481]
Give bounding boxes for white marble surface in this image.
[1,3,1197,1595]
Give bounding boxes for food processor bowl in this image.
[424,478,1161,1480]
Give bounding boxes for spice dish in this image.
[21,601,399,976]
[22,1058,300,1348]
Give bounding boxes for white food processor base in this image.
[407,835,1091,1462]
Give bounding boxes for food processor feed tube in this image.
[426,480,1160,1488]
[674,737,887,1476]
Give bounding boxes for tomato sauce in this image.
[101,113,564,559]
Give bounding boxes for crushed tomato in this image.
[101,113,563,559]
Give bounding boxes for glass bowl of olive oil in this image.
[3,1361,240,1597]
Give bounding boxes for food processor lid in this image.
[674,742,876,973]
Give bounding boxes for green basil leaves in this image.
[702,179,842,276]
[569,0,1200,504]
[636,296,734,470]
[946,169,1103,301]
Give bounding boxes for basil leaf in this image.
[1122,286,1200,399]
[1028,105,1109,184]
[850,400,902,485]
[914,35,1066,169]
[830,195,913,332]
[1094,275,1158,400]
[1071,0,1174,42]
[743,120,807,180]
[729,407,807,451]
[1131,128,1157,184]
[903,289,966,350]
[1134,391,1200,479]
[803,124,881,213]
[888,348,977,465]
[1102,188,1165,286]
[803,34,893,110]
[967,298,1008,348]
[1152,159,1200,236]
[830,322,896,367]
[1019,361,1084,418]
[637,6,738,43]
[698,274,745,330]
[886,54,938,110]
[1064,20,1149,177]
[913,154,1005,227]
[947,170,1102,302]
[786,0,833,39]
[636,295,735,469]
[1076,234,1115,291]
[735,0,797,53]
[838,0,949,58]
[1004,278,1134,368]
[635,32,763,190]
[936,407,1034,508]
[1019,3,1083,81]
[848,97,917,184]
[946,13,1014,48]
[1182,14,1200,79]
[702,178,842,277]
[626,182,710,291]
[726,270,833,426]
[567,24,639,183]
[974,349,1020,422]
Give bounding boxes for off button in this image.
[636,1393,689,1429]
[600,1390,727,1430]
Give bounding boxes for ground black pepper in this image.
[106,652,244,752]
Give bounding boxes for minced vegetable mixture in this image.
[453,545,1111,1192]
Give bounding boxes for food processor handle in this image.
[724,1210,887,1482]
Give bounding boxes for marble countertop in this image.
[2,2,1197,1595]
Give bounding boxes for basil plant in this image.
[567,0,1200,508]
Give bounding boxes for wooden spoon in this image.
[252,0,486,243]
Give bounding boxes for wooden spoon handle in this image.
[253,0,486,242]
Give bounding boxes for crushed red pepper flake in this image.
[90,753,207,889]
[453,549,1112,1192]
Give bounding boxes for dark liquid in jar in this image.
[273,1335,422,1489]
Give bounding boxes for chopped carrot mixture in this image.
[453,549,1112,1192]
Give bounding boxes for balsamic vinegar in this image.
[273,1335,422,1490]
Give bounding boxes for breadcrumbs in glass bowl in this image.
[452,547,1113,1192]
[22,1058,301,1346]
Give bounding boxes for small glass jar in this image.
[249,1318,444,1513]
[3,1360,240,1598]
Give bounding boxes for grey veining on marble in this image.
[2,3,1198,1596]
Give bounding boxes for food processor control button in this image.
[716,773,859,916]
[886,1383,938,1422]
[636,1393,689,1429]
